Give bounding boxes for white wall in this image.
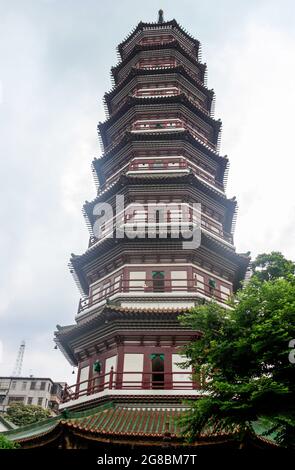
[78,366,90,392]
[123,353,144,387]
[0,378,54,409]
[105,355,117,374]
[172,354,192,385]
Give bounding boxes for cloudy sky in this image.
[0,0,294,384]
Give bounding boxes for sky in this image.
[0,0,295,384]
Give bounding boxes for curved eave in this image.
[95,130,225,165]
[99,94,221,138]
[201,232,250,289]
[117,19,200,59]
[76,229,246,273]
[5,403,278,449]
[84,172,236,223]
[92,130,228,188]
[54,323,79,365]
[112,40,205,83]
[4,418,61,443]
[105,65,214,108]
[55,305,195,345]
[70,232,247,296]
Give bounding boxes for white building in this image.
[0,376,63,413]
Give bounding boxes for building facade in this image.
[0,377,63,413]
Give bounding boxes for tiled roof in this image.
[117,20,200,56]
[104,66,214,102]
[4,403,278,448]
[64,406,185,437]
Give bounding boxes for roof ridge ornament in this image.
[158,9,164,24]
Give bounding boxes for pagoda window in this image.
[151,354,165,389]
[152,271,165,292]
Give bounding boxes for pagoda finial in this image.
[158,9,164,24]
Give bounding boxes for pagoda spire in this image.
[158,9,164,23]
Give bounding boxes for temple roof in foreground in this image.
[4,402,278,449]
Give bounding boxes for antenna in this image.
[12,340,26,377]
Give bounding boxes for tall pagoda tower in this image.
[53,11,249,441]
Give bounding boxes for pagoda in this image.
[56,8,249,424]
[6,12,275,450]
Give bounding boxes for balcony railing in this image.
[104,117,214,153]
[112,88,209,117]
[62,369,198,403]
[100,158,224,194]
[88,216,232,249]
[78,278,231,313]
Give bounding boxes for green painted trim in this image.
[67,401,114,420]
[3,415,60,438]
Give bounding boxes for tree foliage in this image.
[179,252,295,448]
[6,403,51,427]
[251,251,294,282]
[0,434,19,449]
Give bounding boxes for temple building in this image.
[4,12,276,449]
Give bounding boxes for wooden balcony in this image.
[78,277,231,314]
[62,370,198,405]
[88,216,232,249]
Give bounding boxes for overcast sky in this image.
[0,0,295,384]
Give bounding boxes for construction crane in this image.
[12,340,25,377]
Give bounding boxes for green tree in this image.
[6,403,51,427]
[0,434,19,449]
[179,252,295,448]
[251,251,294,282]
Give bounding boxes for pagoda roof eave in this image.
[84,172,235,217]
[98,94,221,136]
[69,234,248,296]
[74,231,248,270]
[55,305,199,364]
[117,19,200,58]
[55,305,194,343]
[104,65,214,106]
[94,130,227,170]
[54,325,78,366]
[5,402,278,449]
[112,40,205,82]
